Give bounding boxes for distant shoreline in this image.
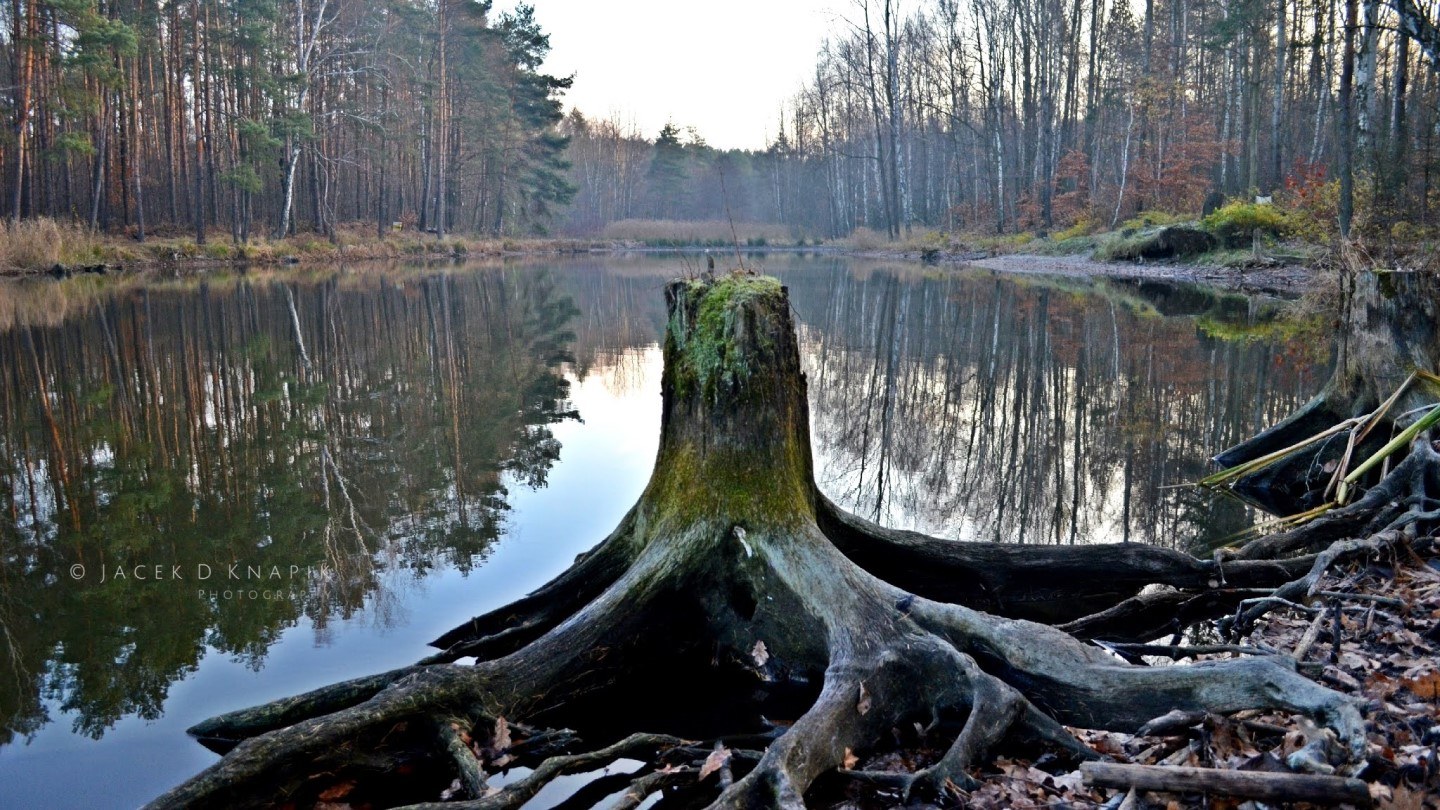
[1,230,1316,296]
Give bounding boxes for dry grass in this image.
[0,218,611,276]
[837,226,890,250]
[600,219,795,245]
[0,218,104,272]
[0,273,144,330]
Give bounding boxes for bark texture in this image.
[146,272,1430,810]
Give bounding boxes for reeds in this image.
[0,217,102,272]
[600,219,793,245]
[1200,370,1440,534]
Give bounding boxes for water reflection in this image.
[0,256,1329,805]
[549,257,1328,549]
[796,270,1327,548]
[0,269,578,744]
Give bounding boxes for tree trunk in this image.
[1355,0,1381,165]
[147,273,1416,810]
[1268,0,1286,195]
[1338,0,1358,238]
[1388,0,1440,73]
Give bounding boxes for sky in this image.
[494,1,846,151]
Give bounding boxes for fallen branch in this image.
[1079,761,1372,806]
[613,767,696,810]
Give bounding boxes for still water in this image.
[0,254,1326,807]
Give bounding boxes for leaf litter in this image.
[828,542,1440,809]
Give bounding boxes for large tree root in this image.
[423,507,644,664]
[146,273,1436,809]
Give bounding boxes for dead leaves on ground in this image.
[834,549,1440,809]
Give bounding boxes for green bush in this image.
[1201,201,1290,247]
[1052,218,1098,242]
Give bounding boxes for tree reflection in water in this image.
[793,269,1328,549]
[543,258,1328,551]
[0,257,1329,759]
[0,269,578,744]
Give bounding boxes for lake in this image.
[0,253,1327,808]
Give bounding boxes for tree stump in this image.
[148,272,1396,809]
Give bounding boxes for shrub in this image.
[1279,159,1340,243]
[974,232,1036,252]
[1051,218,1099,242]
[1201,201,1291,247]
[1390,221,1438,242]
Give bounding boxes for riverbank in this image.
[0,219,620,278]
[855,246,1321,297]
[2,223,1328,298]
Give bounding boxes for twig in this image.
[1292,611,1327,661]
[1329,599,1343,664]
[1313,590,1407,607]
[393,733,688,810]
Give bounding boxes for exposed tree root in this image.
[423,508,644,664]
[820,495,1323,625]
[145,273,1437,809]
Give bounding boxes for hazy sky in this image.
[495,1,845,151]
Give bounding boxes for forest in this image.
[562,0,1440,243]
[3,0,1440,247]
[0,0,572,242]
[5,0,1440,807]
[2,0,1440,246]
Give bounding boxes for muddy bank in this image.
[969,253,1316,296]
